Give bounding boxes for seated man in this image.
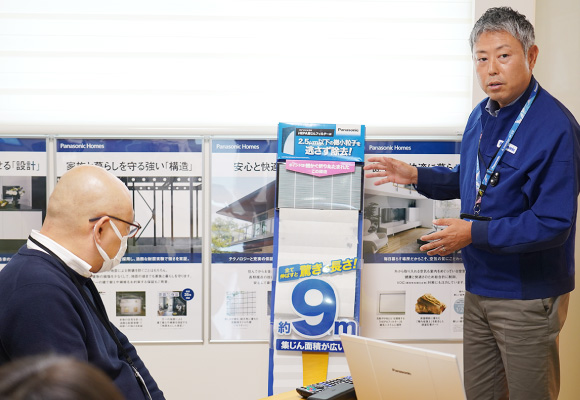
[0,165,165,400]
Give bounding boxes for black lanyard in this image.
[28,236,153,400]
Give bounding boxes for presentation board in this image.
[55,138,204,343]
[210,139,277,342]
[0,138,47,263]
[361,139,464,340]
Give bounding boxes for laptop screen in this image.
[340,334,466,400]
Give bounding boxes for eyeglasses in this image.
[89,215,142,238]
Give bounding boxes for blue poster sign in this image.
[277,122,365,162]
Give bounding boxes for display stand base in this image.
[302,351,329,386]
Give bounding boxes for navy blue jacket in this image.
[417,77,580,299]
[0,246,165,400]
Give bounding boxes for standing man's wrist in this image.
[410,166,418,185]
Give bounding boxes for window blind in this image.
[0,0,473,132]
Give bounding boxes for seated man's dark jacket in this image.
[0,246,165,400]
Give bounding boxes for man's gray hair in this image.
[469,7,535,55]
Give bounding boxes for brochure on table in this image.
[268,123,365,395]
[56,138,203,343]
[0,138,47,265]
[360,139,464,340]
[210,139,277,342]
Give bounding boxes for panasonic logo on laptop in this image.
[392,368,412,376]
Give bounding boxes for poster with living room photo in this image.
[363,194,460,256]
[362,139,461,260]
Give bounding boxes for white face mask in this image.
[94,220,128,273]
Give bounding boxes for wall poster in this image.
[0,138,47,267]
[56,138,203,342]
[210,139,277,341]
[360,139,464,340]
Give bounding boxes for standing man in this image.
[0,165,165,400]
[364,7,580,400]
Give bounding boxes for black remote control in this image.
[296,376,354,398]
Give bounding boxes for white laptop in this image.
[340,334,466,400]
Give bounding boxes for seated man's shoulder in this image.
[1,250,67,287]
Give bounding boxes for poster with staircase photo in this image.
[361,139,464,340]
[55,138,203,343]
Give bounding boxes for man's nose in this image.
[487,57,499,75]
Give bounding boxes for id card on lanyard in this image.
[470,82,539,219]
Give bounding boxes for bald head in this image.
[40,165,133,264]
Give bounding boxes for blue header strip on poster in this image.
[57,139,202,152]
[365,140,461,155]
[0,138,46,152]
[277,123,365,162]
[212,139,277,153]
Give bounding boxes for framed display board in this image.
[360,139,464,340]
[210,139,277,342]
[55,138,204,343]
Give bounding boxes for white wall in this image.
[534,1,580,399]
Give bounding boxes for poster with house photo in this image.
[360,139,465,340]
[55,138,203,342]
[210,138,277,341]
[0,138,47,266]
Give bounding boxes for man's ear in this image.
[527,44,539,71]
[91,217,109,245]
